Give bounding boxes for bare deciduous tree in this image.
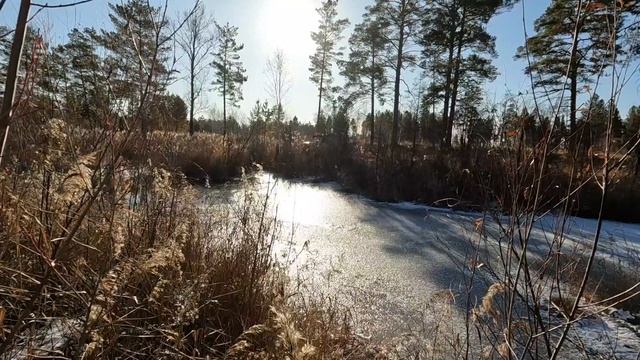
[176,1,216,136]
[264,49,291,122]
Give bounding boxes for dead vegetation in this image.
[0,119,384,359]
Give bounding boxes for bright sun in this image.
[258,0,317,55]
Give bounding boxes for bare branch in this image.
[31,0,93,8]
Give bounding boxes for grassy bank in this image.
[124,131,640,223]
[0,121,383,358]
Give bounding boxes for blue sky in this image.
[1,0,638,123]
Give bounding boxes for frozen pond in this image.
[205,172,640,356]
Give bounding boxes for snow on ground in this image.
[385,200,640,264]
[575,310,640,359]
[10,318,81,358]
[540,303,640,359]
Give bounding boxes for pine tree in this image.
[316,113,328,135]
[148,93,188,131]
[341,12,387,146]
[53,28,108,126]
[515,0,624,137]
[456,84,489,147]
[331,96,352,144]
[309,0,349,132]
[0,26,11,96]
[6,27,60,117]
[420,0,506,148]
[579,94,623,149]
[627,106,640,136]
[369,0,421,147]
[211,22,247,138]
[0,27,51,105]
[625,106,640,176]
[99,0,171,131]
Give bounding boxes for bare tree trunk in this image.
[441,13,457,148]
[635,138,640,178]
[370,69,375,146]
[138,38,147,134]
[0,0,30,168]
[189,45,196,136]
[447,5,467,148]
[569,64,578,136]
[222,72,227,139]
[316,82,323,130]
[410,117,418,171]
[316,51,326,132]
[392,20,405,148]
[567,17,581,150]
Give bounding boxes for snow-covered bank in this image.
[378,199,640,263]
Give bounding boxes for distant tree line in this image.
[309,0,640,156]
[0,0,639,163]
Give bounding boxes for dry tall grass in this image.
[0,119,384,359]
